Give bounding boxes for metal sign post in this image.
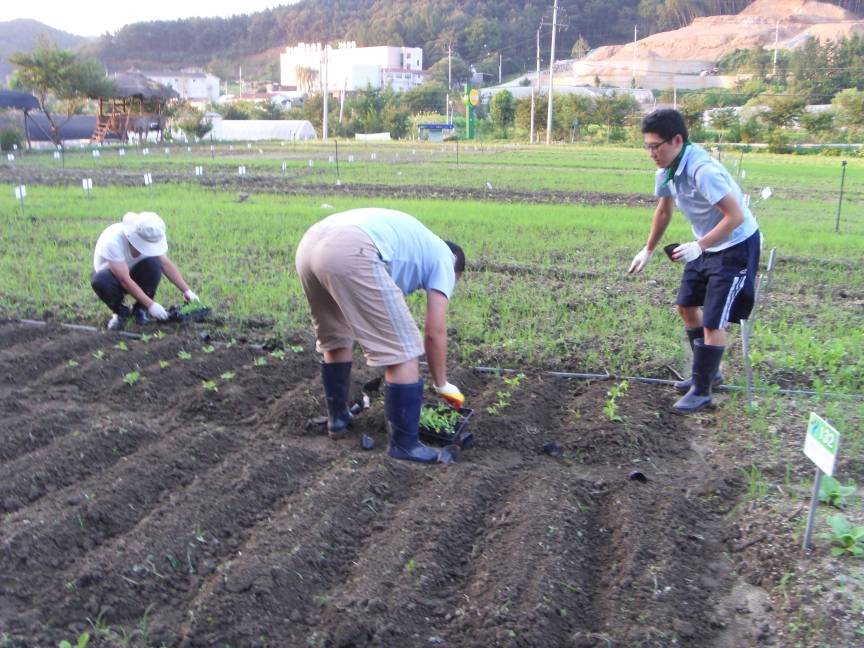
[14,185,26,217]
[835,160,848,233]
[802,413,840,552]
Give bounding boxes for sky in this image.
[1,1,296,38]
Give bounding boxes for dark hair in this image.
[641,108,688,143]
[445,240,465,274]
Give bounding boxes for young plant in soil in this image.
[221,372,235,381]
[123,371,141,386]
[114,341,128,351]
[202,380,218,392]
[254,356,268,366]
[269,349,286,360]
[177,350,192,360]
[179,301,209,316]
[819,475,857,510]
[202,345,215,354]
[159,360,171,369]
[59,633,90,648]
[140,333,152,344]
[420,406,460,436]
[67,359,79,368]
[92,350,105,360]
[603,379,629,422]
[819,514,864,556]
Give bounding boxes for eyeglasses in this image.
[644,138,672,151]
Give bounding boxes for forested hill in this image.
[0,19,87,81]
[79,0,862,80]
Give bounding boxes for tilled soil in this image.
[0,166,655,207]
[0,320,765,647]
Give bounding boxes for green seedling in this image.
[269,349,286,360]
[405,558,417,572]
[159,360,171,369]
[114,341,128,351]
[486,389,511,415]
[819,475,857,510]
[819,514,864,557]
[177,350,192,360]
[603,379,629,422]
[202,380,218,392]
[254,357,268,366]
[419,406,460,436]
[92,350,105,361]
[503,372,526,387]
[123,371,141,386]
[153,330,165,339]
[140,333,152,344]
[202,345,215,353]
[66,359,79,368]
[220,371,235,381]
[179,301,209,315]
[58,633,90,648]
[290,344,304,353]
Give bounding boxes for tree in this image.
[489,90,515,136]
[10,39,115,145]
[295,65,319,95]
[592,92,640,142]
[831,88,864,138]
[427,56,470,87]
[176,108,213,141]
[758,94,806,129]
[571,35,590,60]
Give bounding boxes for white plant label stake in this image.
[119,148,126,156]
[238,165,246,176]
[92,149,100,158]
[802,412,840,552]
[15,185,26,216]
[144,173,153,187]
[53,151,61,160]
[82,178,93,199]
[7,153,14,162]
[195,165,203,176]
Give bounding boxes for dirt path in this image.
[0,166,655,207]
[0,321,775,647]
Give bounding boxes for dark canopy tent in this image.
[92,72,179,143]
[0,90,40,149]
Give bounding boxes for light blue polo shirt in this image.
[320,208,456,299]
[655,143,758,252]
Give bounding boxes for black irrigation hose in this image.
[13,319,860,401]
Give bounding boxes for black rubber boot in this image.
[385,381,442,463]
[673,339,725,413]
[321,361,353,438]
[674,327,723,393]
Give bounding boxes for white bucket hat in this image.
[122,211,168,256]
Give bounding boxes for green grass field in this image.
[2,143,862,403]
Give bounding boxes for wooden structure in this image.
[91,72,179,144]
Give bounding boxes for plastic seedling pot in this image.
[419,404,474,449]
[663,243,679,261]
[168,303,212,323]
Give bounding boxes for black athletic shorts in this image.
[676,230,761,329]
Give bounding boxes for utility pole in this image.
[546,0,559,145]
[531,26,540,144]
[447,42,452,124]
[772,20,779,77]
[632,25,638,86]
[322,44,329,140]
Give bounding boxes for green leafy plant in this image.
[220,371,235,381]
[603,379,629,422]
[114,341,128,351]
[290,344,304,353]
[269,349,286,360]
[819,475,857,510]
[254,357,268,366]
[486,389,511,415]
[179,301,208,315]
[202,345,215,354]
[159,360,171,369]
[419,406,460,436]
[92,350,105,360]
[202,380,218,392]
[177,350,192,360]
[153,330,165,339]
[819,514,864,556]
[58,632,90,648]
[503,372,526,387]
[140,333,152,344]
[123,371,141,386]
[66,359,79,368]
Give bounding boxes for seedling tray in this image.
[419,404,474,449]
[168,303,212,323]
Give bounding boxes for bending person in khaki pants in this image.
[295,208,465,463]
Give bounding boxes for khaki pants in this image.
[295,223,424,367]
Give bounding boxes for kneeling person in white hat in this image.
[91,212,199,330]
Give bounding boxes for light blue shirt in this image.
[320,208,456,299]
[655,143,758,252]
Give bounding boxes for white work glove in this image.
[673,241,703,263]
[183,289,200,302]
[434,382,465,409]
[147,302,169,320]
[628,247,654,274]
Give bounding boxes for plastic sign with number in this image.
[469,88,479,106]
[804,412,839,476]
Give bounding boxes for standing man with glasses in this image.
[628,109,760,413]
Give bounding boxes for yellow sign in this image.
[469,88,479,106]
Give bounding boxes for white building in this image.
[142,70,221,103]
[280,41,424,93]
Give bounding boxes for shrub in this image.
[0,128,23,151]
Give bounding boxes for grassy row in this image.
[2,179,862,398]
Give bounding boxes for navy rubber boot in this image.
[674,327,723,393]
[385,380,441,463]
[321,361,353,438]
[673,339,725,413]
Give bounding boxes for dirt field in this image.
[0,319,791,647]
